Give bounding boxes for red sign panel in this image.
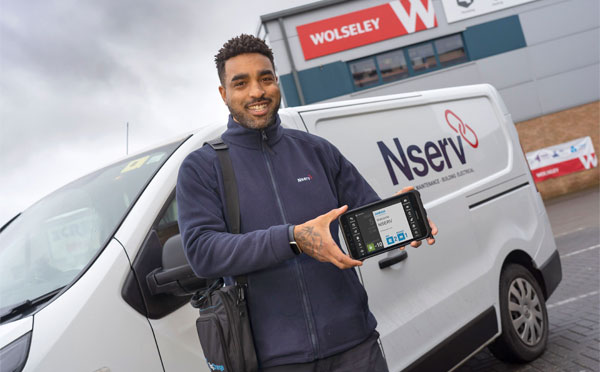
[296,0,438,60]
[526,136,597,183]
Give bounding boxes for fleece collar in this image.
[221,114,284,150]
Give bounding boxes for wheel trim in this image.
[508,277,545,346]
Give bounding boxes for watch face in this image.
[290,241,301,255]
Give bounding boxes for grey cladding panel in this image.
[520,0,599,45]
[499,82,543,122]
[476,49,533,90]
[536,63,600,114]
[269,39,293,75]
[264,20,283,42]
[528,28,600,80]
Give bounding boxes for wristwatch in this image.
[288,225,301,255]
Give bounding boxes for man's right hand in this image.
[293,205,363,270]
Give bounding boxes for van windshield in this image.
[0,139,185,318]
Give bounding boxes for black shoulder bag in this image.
[190,137,258,372]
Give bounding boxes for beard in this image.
[227,98,281,130]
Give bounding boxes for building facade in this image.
[259,0,599,198]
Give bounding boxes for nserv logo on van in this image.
[377,110,479,185]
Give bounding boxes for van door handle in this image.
[378,250,408,269]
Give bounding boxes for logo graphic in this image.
[526,136,597,182]
[367,243,376,252]
[377,109,481,185]
[445,109,479,149]
[206,360,225,371]
[457,0,474,8]
[297,0,438,60]
[297,174,313,183]
[580,153,598,169]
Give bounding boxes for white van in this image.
[0,84,561,372]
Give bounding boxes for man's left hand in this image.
[395,186,438,249]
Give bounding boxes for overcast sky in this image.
[0,0,316,226]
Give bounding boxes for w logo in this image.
[389,0,437,33]
[580,153,597,169]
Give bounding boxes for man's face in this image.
[219,53,281,130]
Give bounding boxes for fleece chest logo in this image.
[377,110,479,185]
[297,174,313,183]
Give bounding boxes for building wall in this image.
[264,0,599,122]
[262,0,600,197]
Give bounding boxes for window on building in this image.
[347,33,470,91]
[435,34,468,67]
[376,50,409,83]
[408,43,438,73]
[349,58,379,89]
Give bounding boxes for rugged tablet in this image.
[339,190,431,261]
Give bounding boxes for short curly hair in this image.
[215,34,275,85]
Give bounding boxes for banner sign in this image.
[296,0,437,60]
[440,0,537,23]
[526,136,597,183]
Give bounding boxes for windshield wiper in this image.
[0,213,21,233]
[0,286,65,323]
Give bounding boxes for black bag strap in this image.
[206,137,247,286]
[206,137,240,235]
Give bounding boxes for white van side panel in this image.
[149,305,208,371]
[294,85,539,370]
[25,240,162,372]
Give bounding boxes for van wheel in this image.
[489,264,548,363]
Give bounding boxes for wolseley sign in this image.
[296,0,438,60]
[441,0,537,23]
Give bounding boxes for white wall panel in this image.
[498,81,543,122]
[535,63,600,114]
[520,0,599,45]
[527,28,600,79]
[476,48,533,90]
[269,39,293,75]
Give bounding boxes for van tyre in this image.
[489,264,548,363]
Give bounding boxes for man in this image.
[177,34,437,371]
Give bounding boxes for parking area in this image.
[457,187,600,372]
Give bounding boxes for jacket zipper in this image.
[260,130,320,359]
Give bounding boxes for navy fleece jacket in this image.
[176,115,380,368]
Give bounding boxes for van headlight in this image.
[0,331,31,372]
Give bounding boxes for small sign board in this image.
[526,136,597,182]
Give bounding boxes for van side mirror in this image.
[146,234,208,296]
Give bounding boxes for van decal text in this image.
[377,136,467,185]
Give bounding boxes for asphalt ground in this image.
[456,187,600,372]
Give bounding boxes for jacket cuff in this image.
[270,224,296,262]
[288,225,295,242]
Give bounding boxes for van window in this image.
[0,139,185,318]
